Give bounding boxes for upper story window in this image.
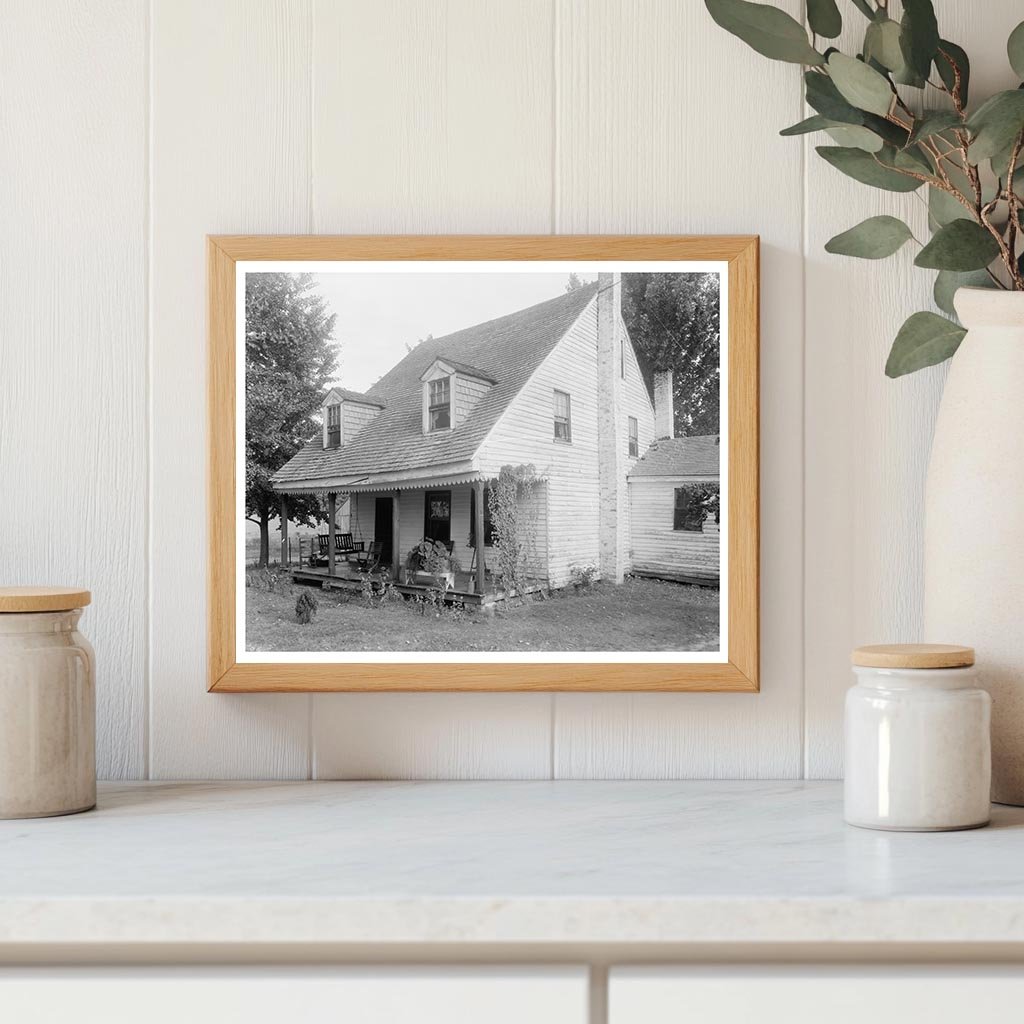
[326,404,341,448]
[628,416,639,457]
[428,377,451,431]
[553,389,572,443]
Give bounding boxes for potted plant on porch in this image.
[705,0,1024,802]
[405,540,461,592]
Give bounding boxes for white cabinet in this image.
[0,967,588,1024]
[610,967,1024,1024]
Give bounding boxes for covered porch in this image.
[275,470,548,601]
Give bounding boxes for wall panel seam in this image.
[551,0,560,234]
[145,0,155,781]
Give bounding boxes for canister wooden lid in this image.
[0,587,92,613]
[852,644,974,669]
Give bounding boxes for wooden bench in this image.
[310,532,363,567]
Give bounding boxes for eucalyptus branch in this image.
[705,0,1024,376]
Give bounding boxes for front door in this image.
[374,497,394,567]
[423,490,451,545]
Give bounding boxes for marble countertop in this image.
[2,781,1024,954]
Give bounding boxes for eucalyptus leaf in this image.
[928,185,970,229]
[827,52,894,117]
[865,17,924,87]
[807,0,841,39]
[705,0,825,64]
[908,111,962,145]
[780,114,835,136]
[891,144,933,176]
[816,145,923,192]
[825,125,884,152]
[863,112,910,148]
[967,90,1024,163]
[935,40,970,106]
[933,270,993,318]
[1009,20,1024,79]
[899,0,940,82]
[914,220,1002,271]
[885,311,966,378]
[850,0,875,19]
[825,216,914,259]
[805,71,867,124]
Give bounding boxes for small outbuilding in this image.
[627,433,721,586]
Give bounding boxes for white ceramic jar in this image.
[844,644,990,832]
[0,587,96,818]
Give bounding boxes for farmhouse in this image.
[271,273,719,599]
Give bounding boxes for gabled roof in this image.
[273,282,599,486]
[323,386,386,409]
[420,356,497,385]
[629,435,720,478]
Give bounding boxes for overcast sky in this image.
[313,272,596,393]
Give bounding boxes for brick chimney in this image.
[653,370,674,440]
[597,272,626,584]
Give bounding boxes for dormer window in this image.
[326,404,341,448]
[428,377,451,432]
[420,356,495,434]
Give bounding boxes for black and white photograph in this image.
[241,263,725,658]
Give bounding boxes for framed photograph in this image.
[208,236,758,692]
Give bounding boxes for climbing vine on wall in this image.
[487,464,541,601]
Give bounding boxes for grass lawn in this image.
[245,575,719,653]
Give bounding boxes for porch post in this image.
[392,490,401,580]
[327,492,336,577]
[279,495,289,568]
[474,479,486,594]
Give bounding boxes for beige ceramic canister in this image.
[0,587,96,818]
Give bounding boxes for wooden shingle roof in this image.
[272,282,599,486]
[628,435,720,478]
[324,386,385,408]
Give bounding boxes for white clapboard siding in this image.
[0,0,148,779]
[621,322,658,557]
[629,479,720,581]
[148,0,314,778]
[479,303,600,587]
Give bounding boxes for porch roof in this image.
[274,467,486,496]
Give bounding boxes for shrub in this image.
[295,589,318,624]
[569,563,598,592]
[247,568,283,593]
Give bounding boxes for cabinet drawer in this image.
[0,967,588,1024]
[610,967,1024,1024]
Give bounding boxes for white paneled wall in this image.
[2,0,1018,780]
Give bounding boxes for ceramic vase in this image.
[924,287,1024,805]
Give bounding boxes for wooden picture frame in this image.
[209,235,759,692]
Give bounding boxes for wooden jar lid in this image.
[0,587,92,613]
[852,643,974,669]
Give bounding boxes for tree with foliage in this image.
[565,272,586,292]
[621,273,721,437]
[246,273,338,567]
